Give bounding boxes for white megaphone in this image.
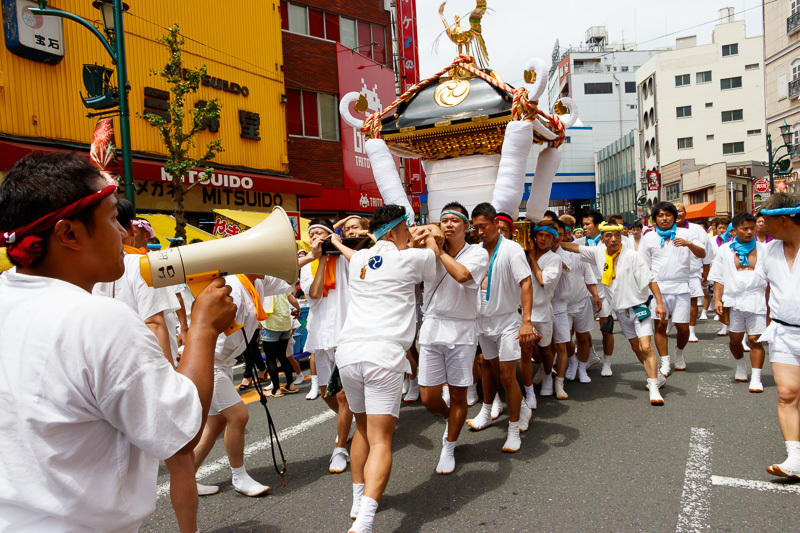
[139,206,299,335]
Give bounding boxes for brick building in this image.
[280,0,398,219]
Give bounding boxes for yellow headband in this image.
[598,222,624,232]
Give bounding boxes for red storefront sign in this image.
[213,217,242,238]
[411,195,421,213]
[647,170,660,191]
[336,43,398,193]
[753,177,770,193]
[396,0,426,196]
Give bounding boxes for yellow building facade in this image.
[0,0,319,214]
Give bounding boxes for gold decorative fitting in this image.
[434,79,471,108]
[471,114,489,122]
[399,126,417,134]
[434,120,453,128]
[354,94,369,114]
[512,221,532,251]
[524,69,537,84]
[553,100,568,116]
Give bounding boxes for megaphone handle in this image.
[186,271,244,337]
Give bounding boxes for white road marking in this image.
[703,345,728,360]
[676,427,713,532]
[156,409,336,498]
[697,374,733,398]
[711,475,800,495]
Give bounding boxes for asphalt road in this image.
[142,317,800,532]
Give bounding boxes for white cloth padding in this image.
[364,139,414,219]
[524,58,548,101]
[526,147,561,221]
[492,121,533,218]
[558,97,579,128]
[424,154,500,222]
[339,91,365,130]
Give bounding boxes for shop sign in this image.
[213,217,242,238]
[351,190,384,211]
[133,179,297,214]
[647,170,660,191]
[787,171,799,184]
[411,196,421,213]
[396,0,421,94]
[285,211,302,240]
[2,0,64,65]
[336,43,399,193]
[753,177,770,193]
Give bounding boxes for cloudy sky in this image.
[415,0,764,103]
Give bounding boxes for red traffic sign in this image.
[753,178,770,194]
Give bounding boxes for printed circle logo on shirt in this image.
[368,256,383,270]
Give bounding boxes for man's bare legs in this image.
[165,454,198,533]
[322,387,353,473]
[420,383,468,473]
[305,353,319,400]
[628,334,664,404]
[768,363,800,478]
[349,412,397,530]
[729,331,766,391]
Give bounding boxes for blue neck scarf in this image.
[731,237,756,267]
[485,235,504,301]
[586,233,602,247]
[655,224,677,246]
[720,222,733,244]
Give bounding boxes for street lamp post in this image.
[31,0,135,211]
[767,120,795,195]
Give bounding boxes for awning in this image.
[138,214,217,244]
[213,209,311,250]
[684,201,716,219]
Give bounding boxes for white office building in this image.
[637,10,766,206]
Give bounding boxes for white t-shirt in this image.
[0,273,202,532]
[300,254,350,352]
[478,237,531,335]
[756,240,800,352]
[553,246,595,312]
[579,243,654,311]
[420,242,489,346]
[336,242,437,373]
[708,242,767,314]
[214,275,292,368]
[529,249,563,322]
[638,227,699,295]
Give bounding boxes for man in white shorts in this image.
[674,203,715,343]
[527,220,563,397]
[300,219,354,473]
[335,205,438,533]
[561,222,668,404]
[192,274,292,497]
[418,202,489,475]
[575,210,614,374]
[756,193,800,479]
[638,202,706,375]
[550,219,602,397]
[465,203,534,452]
[709,212,767,392]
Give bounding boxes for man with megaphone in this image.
[0,152,237,532]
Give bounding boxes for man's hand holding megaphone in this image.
[190,277,238,337]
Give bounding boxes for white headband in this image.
[308,224,333,235]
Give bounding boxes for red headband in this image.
[0,185,117,268]
[496,215,514,227]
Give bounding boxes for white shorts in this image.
[479,327,521,362]
[770,352,800,366]
[315,348,336,386]
[532,320,553,346]
[728,310,767,336]
[210,366,242,416]
[689,277,704,298]
[418,344,476,387]
[654,293,691,324]
[553,299,595,344]
[339,361,404,418]
[616,308,654,340]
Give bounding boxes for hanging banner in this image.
[396,0,426,196]
[90,118,120,187]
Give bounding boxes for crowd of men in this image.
[1,152,800,533]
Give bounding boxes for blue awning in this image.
[523,181,596,201]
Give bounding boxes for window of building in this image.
[584,82,613,94]
[678,137,693,149]
[676,105,692,118]
[564,136,571,143]
[625,81,636,93]
[324,13,339,41]
[723,141,745,154]
[339,17,357,48]
[793,0,800,15]
[722,43,739,56]
[793,60,800,81]
[705,102,713,108]
[621,66,629,72]
[720,76,742,90]
[707,134,715,140]
[280,1,289,30]
[665,183,680,200]
[721,109,744,123]
[308,8,324,38]
[747,129,762,136]
[675,74,690,87]
[745,63,759,70]
[286,88,339,140]
[688,189,708,204]
[372,24,386,64]
[643,113,649,128]
[288,3,307,34]
[696,71,712,84]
